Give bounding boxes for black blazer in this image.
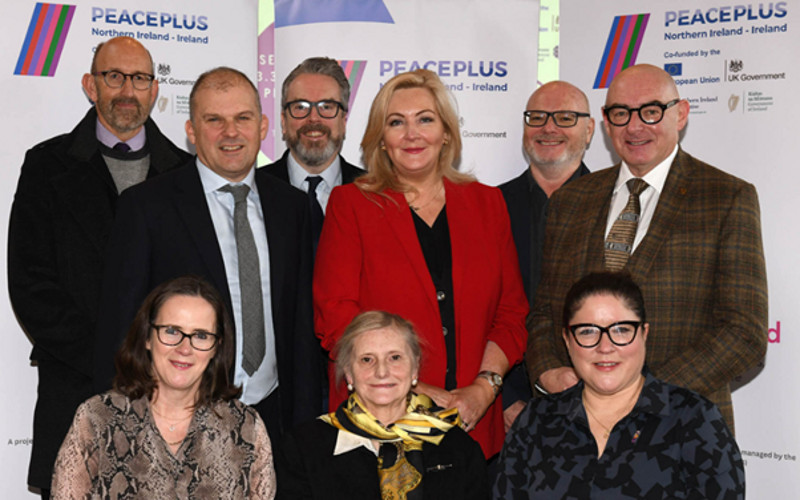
[7,107,189,488]
[262,150,364,186]
[93,161,320,429]
[275,419,489,500]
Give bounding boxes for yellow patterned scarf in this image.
[321,393,461,500]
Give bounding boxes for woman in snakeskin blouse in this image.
[51,275,276,499]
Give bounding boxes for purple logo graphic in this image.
[339,60,367,112]
[275,0,393,27]
[15,3,76,77]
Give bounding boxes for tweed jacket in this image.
[526,149,768,431]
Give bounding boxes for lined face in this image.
[603,66,688,176]
[382,87,448,182]
[281,73,347,169]
[146,295,217,397]
[564,293,648,398]
[186,81,267,182]
[523,82,594,172]
[346,327,417,423]
[83,37,157,140]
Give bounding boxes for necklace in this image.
[583,376,644,439]
[151,405,193,432]
[408,184,445,212]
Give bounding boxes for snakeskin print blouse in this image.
[51,391,275,499]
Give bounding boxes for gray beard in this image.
[289,135,343,168]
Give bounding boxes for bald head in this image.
[91,36,153,75]
[523,80,595,187]
[602,64,689,176]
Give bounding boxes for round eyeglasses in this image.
[567,321,642,348]
[603,99,680,127]
[524,110,590,128]
[284,99,346,119]
[93,70,155,91]
[151,324,219,351]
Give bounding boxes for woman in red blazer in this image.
[313,69,528,458]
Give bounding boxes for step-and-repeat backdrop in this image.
[2,0,793,497]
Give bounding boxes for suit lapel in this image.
[580,168,618,272]
[627,150,692,279]
[53,147,116,255]
[383,189,440,318]
[172,165,231,304]
[257,172,287,328]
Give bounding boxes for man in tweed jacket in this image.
[526,64,767,432]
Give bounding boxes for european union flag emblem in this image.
[664,63,682,76]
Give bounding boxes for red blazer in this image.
[313,179,529,457]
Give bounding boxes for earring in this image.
[347,383,354,392]
[443,138,449,145]
[380,143,386,151]
[411,378,418,387]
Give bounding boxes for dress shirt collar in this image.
[613,144,678,196]
[95,118,146,151]
[286,151,342,192]
[196,158,257,195]
[332,428,381,456]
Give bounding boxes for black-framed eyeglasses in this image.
[93,70,155,90]
[568,321,642,348]
[151,324,219,351]
[524,110,590,128]
[603,99,680,127]
[284,99,346,119]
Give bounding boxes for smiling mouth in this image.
[626,139,650,146]
[171,361,193,369]
[220,145,244,152]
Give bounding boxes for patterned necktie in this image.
[604,178,649,271]
[219,184,265,375]
[113,142,131,153]
[306,176,324,254]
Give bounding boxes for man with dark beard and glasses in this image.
[264,57,363,253]
[8,36,189,499]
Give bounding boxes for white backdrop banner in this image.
[271,0,540,187]
[1,1,256,496]
[560,1,797,497]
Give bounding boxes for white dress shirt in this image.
[197,160,278,405]
[286,152,342,213]
[605,145,679,252]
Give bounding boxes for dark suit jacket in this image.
[93,161,320,431]
[526,149,768,430]
[314,180,529,457]
[262,149,364,186]
[499,163,589,408]
[275,419,489,500]
[7,107,189,488]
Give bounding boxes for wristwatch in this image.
[476,370,503,396]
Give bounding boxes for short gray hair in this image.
[281,57,350,111]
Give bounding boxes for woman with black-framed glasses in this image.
[51,275,276,498]
[494,272,744,499]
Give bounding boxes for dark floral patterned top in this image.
[493,372,744,499]
[52,391,275,499]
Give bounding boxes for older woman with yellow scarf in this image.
[275,311,488,499]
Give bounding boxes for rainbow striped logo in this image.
[15,3,76,77]
[339,60,367,113]
[593,13,650,89]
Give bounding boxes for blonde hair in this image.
[334,311,422,387]
[357,69,474,195]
